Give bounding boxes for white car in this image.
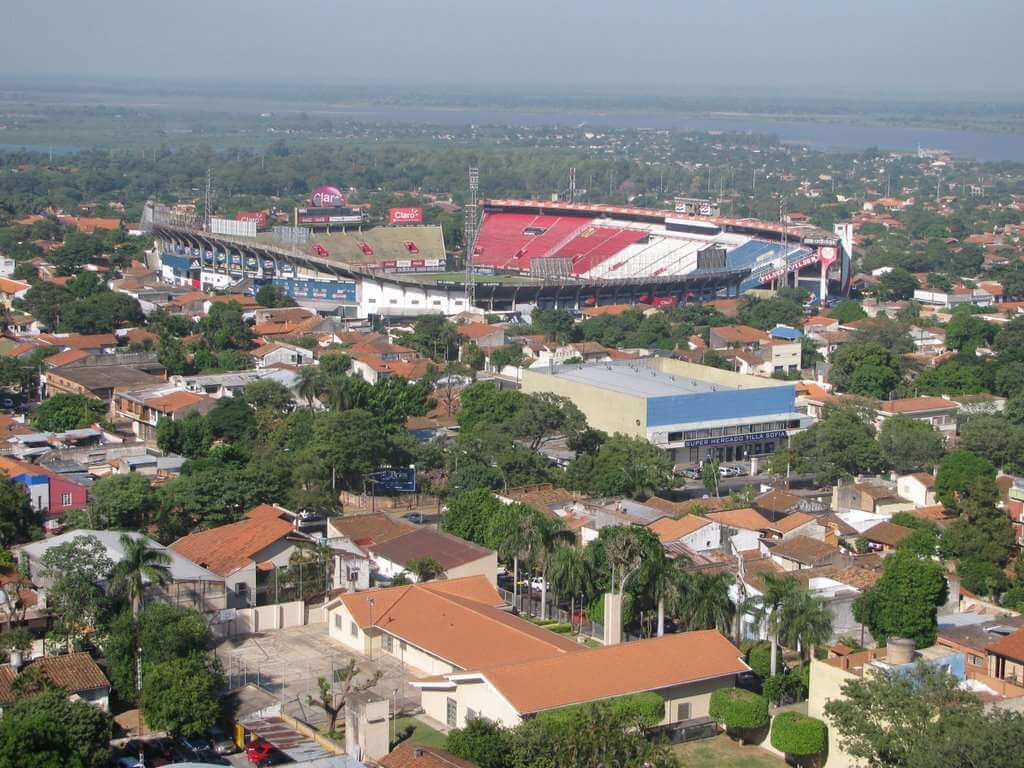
[529,577,546,592]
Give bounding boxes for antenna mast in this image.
[568,167,577,203]
[464,167,480,308]
[204,168,215,231]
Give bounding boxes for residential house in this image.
[172,368,301,400]
[833,478,916,517]
[348,338,430,384]
[704,508,772,552]
[366,528,497,584]
[37,333,119,354]
[1008,477,1024,547]
[251,342,315,369]
[937,615,1024,674]
[327,513,417,547]
[896,473,938,508]
[708,325,800,377]
[647,515,721,554]
[381,743,477,768]
[169,504,314,608]
[859,521,913,552]
[0,278,31,307]
[764,535,840,571]
[0,455,88,523]
[874,396,959,443]
[0,653,110,715]
[113,385,215,442]
[20,530,226,613]
[45,364,164,404]
[987,626,1024,687]
[761,511,826,542]
[457,323,506,354]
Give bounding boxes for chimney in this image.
[886,637,915,665]
[9,649,23,672]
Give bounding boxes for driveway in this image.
[215,623,421,727]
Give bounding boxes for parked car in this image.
[177,735,212,757]
[207,727,238,755]
[258,750,292,767]
[404,512,426,524]
[246,741,275,764]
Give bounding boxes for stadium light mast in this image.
[204,168,215,232]
[464,167,480,308]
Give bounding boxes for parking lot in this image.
[214,623,421,728]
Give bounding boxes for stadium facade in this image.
[145,197,851,319]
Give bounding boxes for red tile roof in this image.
[0,652,109,704]
[987,626,1024,663]
[169,507,297,576]
[380,743,478,768]
[647,515,712,543]
[705,507,772,532]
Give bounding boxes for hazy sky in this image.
[4,0,1021,97]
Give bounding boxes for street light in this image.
[367,598,375,660]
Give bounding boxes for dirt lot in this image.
[214,623,421,727]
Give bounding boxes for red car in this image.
[246,740,275,763]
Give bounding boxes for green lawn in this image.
[673,735,785,768]
[391,716,448,751]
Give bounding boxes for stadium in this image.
[145,197,852,319]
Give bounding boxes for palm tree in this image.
[750,572,799,677]
[652,556,689,637]
[778,590,833,667]
[110,533,172,617]
[547,544,593,631]
[297,365,320,408]
[673,571,735,633]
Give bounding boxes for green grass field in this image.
[673,735,785,768]
[391,716,448,751]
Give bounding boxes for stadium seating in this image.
[554,227,649,276]
[474,213,594,271]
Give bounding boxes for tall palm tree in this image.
[110,534,172,617]
[296,365,320,408]
[674,571,735,633]
[547,544,593,631]
[751,572,798,677]
[778,590,833,667]
[652,557,689,637]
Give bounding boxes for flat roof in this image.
[530,361,735,398]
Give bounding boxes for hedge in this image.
[770,711,827,757]
[708,688,769,731]
[545,623,572,634]
[539,692,664,729]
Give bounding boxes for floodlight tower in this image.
[464,167,480,307]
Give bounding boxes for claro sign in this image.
[389,207,423,225]
[311,185,346,208]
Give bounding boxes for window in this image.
[432,300,442,306]
[969,653,985,667]
[350,621,358,638]
[676,702,691,722]
[446,698,458,728]
[382,634,393,653]
[60,492,72,507]
[466,708,478,722]
[334,615,342,630]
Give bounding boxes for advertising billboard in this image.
[311,185,347,208]
[371,466,417,493]
[818,246,839,268]
[210,218,257,238]
[389,207,424,225]
[271,277,357,303]
[296,207,364,226]
[236,211,269,229]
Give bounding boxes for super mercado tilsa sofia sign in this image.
[682,429,789,448]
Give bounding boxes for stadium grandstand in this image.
[475,200,851,299]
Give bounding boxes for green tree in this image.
[31,393,106,431]
[255,284,297,308]
[566,434,673,499]
[934,450,995,508]
[447,717,512,768]
[401,315,461,360]
[0,689,113,768]
[530,308,576,342]
[778,405,887,485]
[708,687,770,740]
[207,396,256,442]
[306,659,381,734]
[824,660,1024,768]
[770,711,827,759]
[442,488,503,546]
[60,291,144,334]
[829,342,901,397]
[142,653,224,737]
[109,533,171,616]
[946,312,997,353]
[829,301,867,324]
[0,475,37,546]
[103,603,210,703]
[738,295,804,330]
[198,301,251,351]
[777,589,833,667]
[405,556,444,582]
[509,392,585,451]
[87,474,158,530]
[876,267,919,300]
[853,550,948,647]
[157,333,190,375]
[37,534,113,650]
[877,415,945,474]
[244,378,293,415]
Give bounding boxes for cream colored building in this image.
[521,358,807,464]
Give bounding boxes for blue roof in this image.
[769,325,803,340]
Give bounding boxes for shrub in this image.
[446,717,511,768]
[770,711,827,757]
[539,692,664,730]
[746,643,778,679]
[709,687,769,731]
[546,623,572,634]
[762,672,807,706]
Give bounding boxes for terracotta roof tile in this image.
[0,653,108,705]
[987,626,1024,663]
[340,576,581,670]
[878,396,956,414]
[705,507,772,532]
[769,535,839,565]
[765,512,817,534]
[381,743,478,768]
[367,528,493,571]
[470,630,748,715]
[328,513,415,545]
[647,515,712,543]
[169,507,297,576]
[755,488,803,514]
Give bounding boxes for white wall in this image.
[358,278,468,318]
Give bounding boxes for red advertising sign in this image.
[311,185,346,208]
[818,246,839,268]
[236,211,268,229]
[389,207,424,225]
